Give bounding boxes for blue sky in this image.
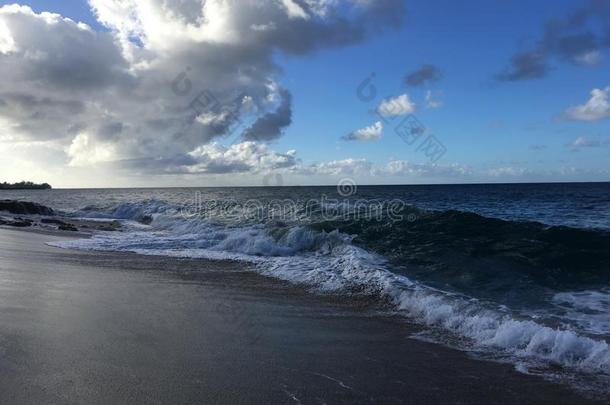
[277,0,610,179]
[0,1,609,186]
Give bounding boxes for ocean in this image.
[4,182,610,394]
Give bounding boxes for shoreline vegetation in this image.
[0,181,52,190]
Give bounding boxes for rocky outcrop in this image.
[58,224,78,232]
[0,202,122,234]
[40,218,78,231]
[0,217,33,227]
[0,200,55,216]
[41,218,68,225]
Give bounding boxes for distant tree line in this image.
[0,181,52,190]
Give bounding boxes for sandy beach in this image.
[0,227,602,404]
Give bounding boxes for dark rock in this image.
[41,217,78,231]
[96,220,121,231]
[139,215,153,225]
[41,218,67,225]
[0,200,54,216]
[6,220,32,228]
[14,217,33,223]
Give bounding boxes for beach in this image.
[2,0,609,402]
[0,227,602,404]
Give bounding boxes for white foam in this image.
[394,288,610,373]
[552,290,610,336]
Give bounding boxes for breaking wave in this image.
[48,198,610,390]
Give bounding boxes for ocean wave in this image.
[46,198,610,387]
[70,199,172,223]
[316,209,610,293]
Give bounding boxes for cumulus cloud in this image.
[486,167,531,177]
[376,94,415,117]
[565,86,610,121]
[66,132,119,167]
[280,0,309,20]
[342,121,383,141]
[404,64,442,86]
[497,2,610,81]
[185,141,298,173]
[0,1,406,175]
[299,158,373,176]
[117,141,299,175]
[566,136,608,149]
[286,157,608,183]
[0,5,131,145]
[295,158,470,179]
[375,160,471,177]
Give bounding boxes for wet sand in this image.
[0,228,603,404]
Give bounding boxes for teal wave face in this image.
[315,209,610,306]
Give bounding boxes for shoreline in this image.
[0,227,605,404]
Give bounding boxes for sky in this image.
[0,0,609,188]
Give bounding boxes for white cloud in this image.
[89,0,241,49]
[300,158,373,176]
[377,94,415,117]
[566,136,608,149]
[281,0,310,20]
[0,1,405,179]
[251,22,276,32]
[376,160,470,177]
[0,18,15,54]
[575,50,602,66]
[486,167,529,177]
[343,121,383,141]
[66,133,118,167]
[293,157,470,179]
[565,86,610,121]
[425,90,443,109]
[185,141,297,174]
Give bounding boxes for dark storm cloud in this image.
[262,0,406,55]
[0,93,85,114]
[242,89,292,142]
[404,64,442,86]
[196,160,252,174]
[117,154,199,175]
[97,122,124,140]
[496,51,549,81]
[0,92,87,140]
[497,0,610,81]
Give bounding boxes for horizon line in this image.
[25,180,610,190]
